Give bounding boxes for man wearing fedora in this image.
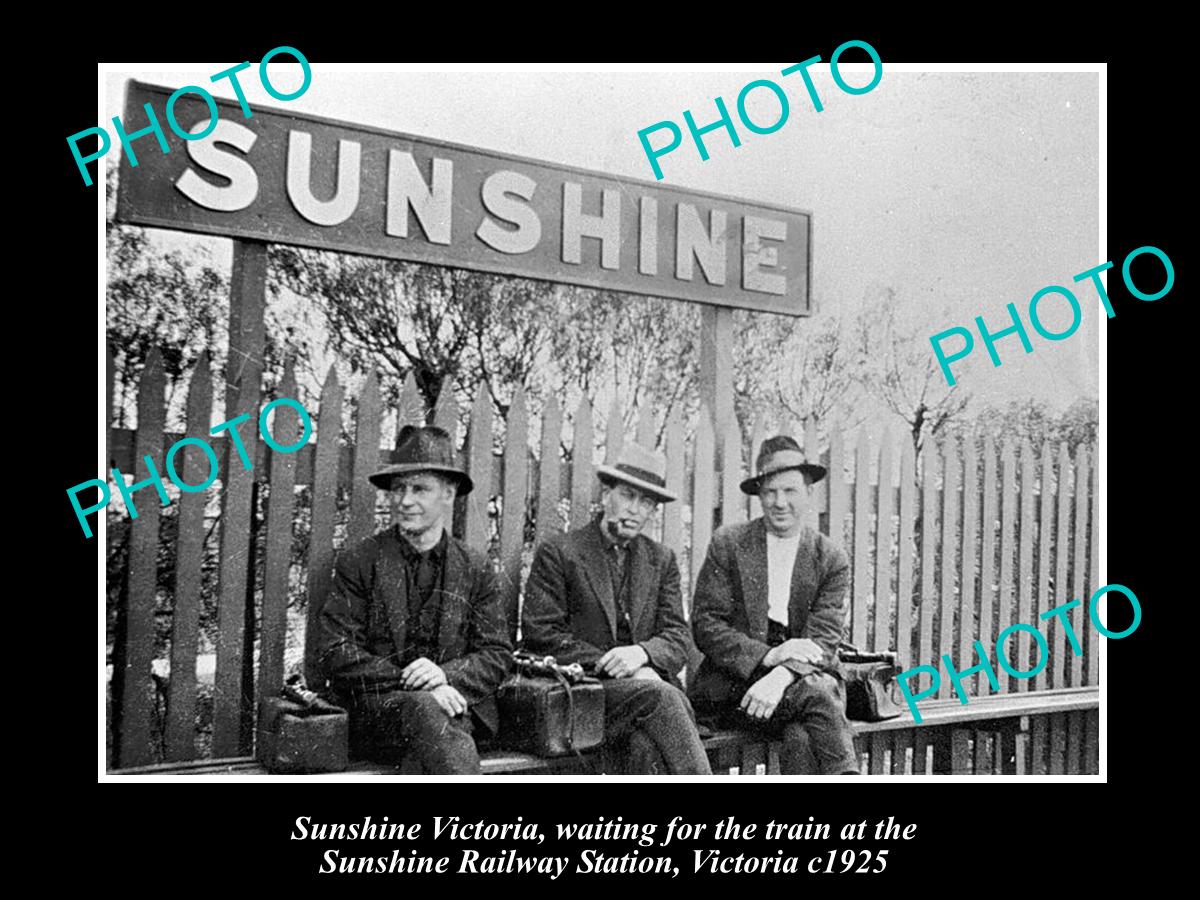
[522,442,712,775]
[316,425,512,774]
[690,435,859,775]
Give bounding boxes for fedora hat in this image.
[739,434,826,495]
[595,441,677,504]
[368,425,474,495]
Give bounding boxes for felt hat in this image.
[595,441,677,504]
[368,425,474,495]
[739,434,826,495]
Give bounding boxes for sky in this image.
[103,63,1101,414]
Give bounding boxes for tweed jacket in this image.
[317,525,513,733]
[522,519,693,685]
[689,518,850,711]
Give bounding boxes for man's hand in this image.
[763,638,825,668]
[596,645,650,678]
[400,657,447,691]
[629,665,662,682]
[740,667,796,720]
[429,684,468,717]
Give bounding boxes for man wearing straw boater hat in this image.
[523,441,712,774]
[690,435,859,774]
[316,425,512,774]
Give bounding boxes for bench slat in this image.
[111,687,1099,777]
[891,730,912,775]
[1048,710,1066,774]
[1084,708,1099,775]
[1066,709,1083,774]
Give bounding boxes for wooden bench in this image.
[112,686,1098,777]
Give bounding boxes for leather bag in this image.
[837,642,904,722]
[497,652,605,758]
[256,678,349,773]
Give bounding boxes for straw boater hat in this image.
[595,442,677,504]
[368,425,474,495]
[739,434,826,495]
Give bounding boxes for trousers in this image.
[349,690,482,774]
[600,678,712,775]
[723,673,860,775]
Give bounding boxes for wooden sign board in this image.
[116,81,812,316]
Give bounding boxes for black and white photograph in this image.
[92,60,1111,782]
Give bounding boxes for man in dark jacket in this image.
[523,442,711,774]
[690,435,859,774]
[317,426,511,774]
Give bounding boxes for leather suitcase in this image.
[838,644,903,722]
[256,696,349,773]
[496,673,605,757]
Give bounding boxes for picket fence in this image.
[106,348,1099,771]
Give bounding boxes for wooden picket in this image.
[499,388,528,626]
[1087,455,1100,688]
[895,440,916,670]
[210,338,262,758]
[1071,445,1090,688]
[1052,443,1072,690]
[1016,440,1035,691]
[396,371,424,432]
[851,430,871,650]
[259,364,300,704]
[113,347,164,768]
[347,372,381,548]
[635,407,655,451]
[464,382,493,549]
[978,435,998,695]
[662,408,685,559]
[536,396,563,544]
[605,394,622,467]
[918,446,938,681]
[106,345,115,464]
[997,441,1018,693]
[163,351,211,762]
[570,397,594,530]
[958,438,978,679]
[873,433,894,653]
[303,366,342,687]
[433,378,458,440]
[108,352,1101,774]
[828,427,847,550]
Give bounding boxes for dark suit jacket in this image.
[316,526,513,733]
[689,518,850,712]
[522,519,693,685]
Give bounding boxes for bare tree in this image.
[764,314,864,426]
[854,289,971,457]
[107,168,229,428]
[957,396,1098,450]
[547,288,701,440]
